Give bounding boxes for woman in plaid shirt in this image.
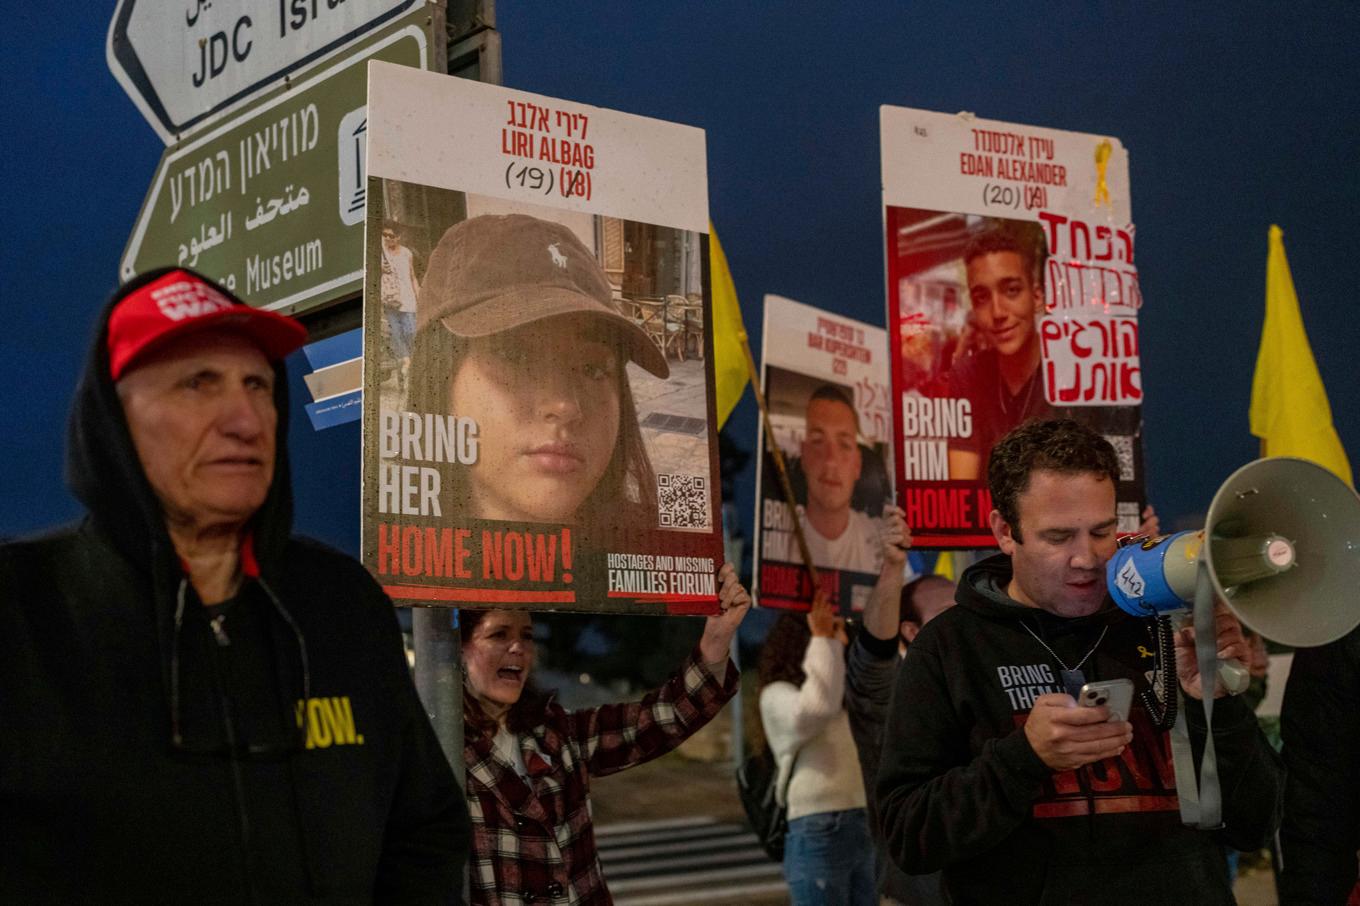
[461,563,750,904]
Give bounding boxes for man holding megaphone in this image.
[876,418,1284,905]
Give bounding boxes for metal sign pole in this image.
[413,607,463,768]
[410,0,500,791]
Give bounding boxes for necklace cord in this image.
[1020,620,1108,674]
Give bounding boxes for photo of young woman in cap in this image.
[407,213,669,532]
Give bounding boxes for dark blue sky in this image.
[3,3,1357,551]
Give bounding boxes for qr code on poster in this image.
[657,474,710,529]
[1104,435,1136,482]
[1117,501,1142,534]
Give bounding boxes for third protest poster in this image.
[754,295,893,613]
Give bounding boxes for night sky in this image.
[3,3,1357,557]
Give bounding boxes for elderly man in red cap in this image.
[0,268,469,904]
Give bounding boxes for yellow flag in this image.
[708,225,750,428]
[1249,225,1353,487]
[934,551,956,582]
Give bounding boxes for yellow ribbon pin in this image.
[1137,645,1155,658]
[1093,140,1112,207]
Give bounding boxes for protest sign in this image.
[361,63,722,613]
[882,107,1147,547]
[754,295,893,613]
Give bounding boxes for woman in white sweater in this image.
[758,593,876,905]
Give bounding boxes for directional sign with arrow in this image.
[120,14,432,316]
[107,0,417,143]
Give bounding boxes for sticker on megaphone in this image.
[1107,531,1203,617]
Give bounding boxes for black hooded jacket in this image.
[876,553,1283,906]
[0,270,470,904]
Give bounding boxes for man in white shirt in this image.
[380,221,421,391]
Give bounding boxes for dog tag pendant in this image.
[1061,669,1087,699]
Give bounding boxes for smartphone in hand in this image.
[1077,679,1134,723]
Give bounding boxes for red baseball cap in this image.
[107,269,308,380]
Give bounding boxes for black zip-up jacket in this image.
[876,554,1283,905]
[0,270,470,904]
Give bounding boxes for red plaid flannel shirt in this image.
[464,647,738,905]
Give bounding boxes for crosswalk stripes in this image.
[597,815,787,905]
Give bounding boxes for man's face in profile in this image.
[966,251,1042,360]
[801,397,861,515]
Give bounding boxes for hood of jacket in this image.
[64,266,296,582]
[957,552,1123,640]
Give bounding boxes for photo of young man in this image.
[945,227,1052,480]
[798,385,882,574]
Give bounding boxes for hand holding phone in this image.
[1077,679,1135,723]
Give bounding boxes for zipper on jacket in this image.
[200,589,256,906]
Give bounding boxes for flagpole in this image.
[736,325,821,592]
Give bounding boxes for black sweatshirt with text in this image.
[0,271,469,904]
[876,554,1283,905]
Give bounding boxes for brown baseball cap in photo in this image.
[416,213,670,379]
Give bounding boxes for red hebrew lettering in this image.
[1066,261,1088,307]
[1101,266,1124,309]
[1069,220,1091,260]
[1120,271,1143,309]
[1115,320,1139,357]
[1046,260,1068,312]
[1096,319,1114,357]
[1038,210,1068,255]
[1039,318,1065,358]
[1084,363,1109,402]
[1046,360,1082,403]
[1094,226,1113,261]
[1116,228,1134,263]
[1121,362,1142,399]
[1069,321,1094,358]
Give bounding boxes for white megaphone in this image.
[1107,456,1360,662]
[1104,456,1360,832]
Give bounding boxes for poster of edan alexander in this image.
[882,106,1147,547]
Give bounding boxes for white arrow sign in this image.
[107,0,415,143]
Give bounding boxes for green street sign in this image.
[120,12,432,316]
